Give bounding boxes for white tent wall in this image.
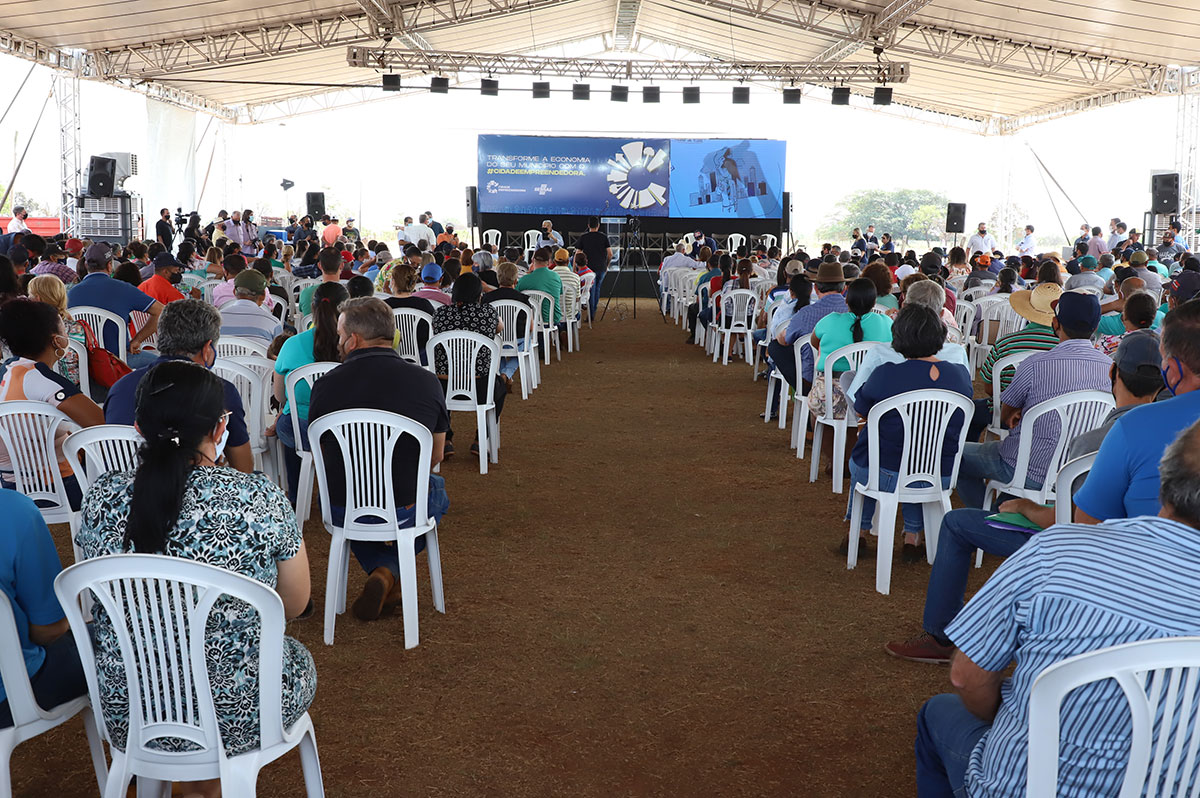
[144,100,197,224]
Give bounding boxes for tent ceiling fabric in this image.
[0,0,1195,131]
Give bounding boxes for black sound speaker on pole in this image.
[781,191,791,233]
[306,192,326,218]
[945,203,967,234]
[1151,173,1180,215]
[465,186,479,228]
[87,156,116,198]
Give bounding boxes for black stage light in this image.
[382,74,401,91]
[643,86,660,103]
[481,78,499,96]
[430,76,449,93]
[873,86,893,105]
[683,86,700,104]
[532,81,550,99]
[611,84,629,102]
[732,86,750,104]
[782,87,801,104]
[572,83,590,100]
[831,86,851,105]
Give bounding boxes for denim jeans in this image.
[589,269,605,316]
[126,349,159,370]
[334,475,450,578]
[274,412,309,504]
[844,458,950,533]
[0,632,87,728]
[922,509,1032,642]
[500,341,526,379]
[766,339,811,414]
[955,441,1028,510]
[915,693,991,797]
[965,398,994,443]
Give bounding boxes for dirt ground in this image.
[15,298,1002,797]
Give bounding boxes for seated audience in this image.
[862,262,896,310]
[516,248,564,327]
[105,299,254,474]
[299,247,344,315]
[809,277,893,420]
[415,263,452,306]
[77,360,314,797]
[30,243,76,285]
[766,261,848,415]
[1094,291,1157,355]
[552,248,582,328]
[307,297,449,620]
[1063,254,1105,293]
[219,270,283,344]
[346,275,374,298]
[68,244,163,369]
[483,261,532,381]
[26,275,86,387]
[139,252,198,305]
[1098,276,1164,336]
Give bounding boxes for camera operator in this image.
[155,208,174,253]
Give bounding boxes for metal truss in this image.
[995,81,1179,135]
[87,0,567,81]
[612,0,643,51]
[816,0,935,62]
[1177,68,1200,242]
[52,67,81,237]
[347,47,910,83]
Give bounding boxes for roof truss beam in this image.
[612,0,644,51]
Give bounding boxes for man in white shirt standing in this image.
[6,206,30,234]
[405,214,437,251]
[966,222,996,256]
[1107,218,1128,251]
[1016,225,1036,257]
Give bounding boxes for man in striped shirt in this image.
[218,270,282,345]
[916,420,1200,797]
[956,292,1110,510]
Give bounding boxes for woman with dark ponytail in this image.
[809,277,893,421]
[75,360,315,789]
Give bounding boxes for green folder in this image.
[985,511,1045,533]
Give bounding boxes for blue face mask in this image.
[1162,357,1184,396]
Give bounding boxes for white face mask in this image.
[212,418,230,462]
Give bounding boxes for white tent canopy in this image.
[1,0,1198,132]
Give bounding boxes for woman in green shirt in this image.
[809,278,893,419]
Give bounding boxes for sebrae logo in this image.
[534,183,552,196]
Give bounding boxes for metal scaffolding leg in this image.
[54,67,81,238]
[1177,74,1200,246]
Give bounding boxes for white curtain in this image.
[144,99,197,218]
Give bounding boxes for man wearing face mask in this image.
[139,252,201,304]
[1072,300,1200,525]
[103,299,254,473]
[966,223,996,257]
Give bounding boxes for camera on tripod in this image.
[625,214,641,235]
[174,207,194,232]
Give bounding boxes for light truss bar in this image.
[612,0,643,51]
[996,80,1179,134]
[348,47,909,83]
[54,68,81,238]
[1177,68,1200,243]
[815,0,934,62]
[87,0,566,81]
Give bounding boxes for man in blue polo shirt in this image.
[103,299,254,474]
[1074,299,1200,522]
[0,489,87,727]
[68,243,162,368]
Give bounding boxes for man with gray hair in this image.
[660,242,694,272]
[102,298,254,473]
[844,281,970,404]
[308,297,451,623]
[219,269,282,344]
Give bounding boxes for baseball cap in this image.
[340,251,354,262]
[41,243,64,259]
[84,242,112,267]
[233,269,268,293]
[65,238,84,255]
[554,248,570,263]
[1170,271,1200,302]
[783,258,804,276]
[1051,290,1101,333]
[1130,250,1149,266]
[1112,330,1163,374]
[421,263,443,282]
[1077,255,1098,271]
[152,252,182,271]
[976,254,992,267]
[346,217,354,222]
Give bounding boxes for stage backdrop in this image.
[477,135,785,219]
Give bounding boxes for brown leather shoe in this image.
[381,577,404,616]
[352,568,394,621]
[884,632,955,665]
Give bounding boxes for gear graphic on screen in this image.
[605,141,668,210]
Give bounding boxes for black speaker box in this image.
[465,186,479,228]
[781,191,791,233]
[306,192,326,218]
[87,156,116,198]
[1152,173,1180,215]
[946,203,967,234]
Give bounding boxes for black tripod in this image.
[599,224,668,322]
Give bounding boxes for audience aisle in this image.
[17,299,994,797]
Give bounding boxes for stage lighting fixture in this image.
[732,86,750,104]
[831,87,851,105]
[532,81,550,99]
[573,83,590,100]
[382,74,401,91]
[783,88,801,104]
[643,86,660,103]
[280,179,295,191]
[683,86,700,104]
[873,86,893,105]
[611,84,629,102]
[481,78,499,96]
[430,77,449,93]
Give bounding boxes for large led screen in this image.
[667,139,786,220]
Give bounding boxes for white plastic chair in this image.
[579,272,596,329]
[179,273,204,290]
[953,300,977,339]
[726,232,746,253]
[947,275,968,294]
[974,299,1027,372]
[61,425,141,495]
[809,341,882,493]
[392,307,433,365]
[678,233,695,250]
[525,290,561,365]
[491,299,537,399]
[308,409,444,648]
[523,229,540,263]
[846,389,974,595]
[758,234,777,249]
[54,554,325,798]
[1027,637,1200,798]
[72,306,128,363]
[0,401,76,527]
[0,590,107,798]
[981,390,1115,508]
[213,359,269,471]
[198,278,223,306]
[482,229,501,249]
[215,336,269,358]
[285,362,339,523]
[696,284,713,349]
[960,286,992,304]
[65,337,91,398]
[715,289,757,365]
[426,331,501,475]
[560,282,583,353]
[789,336,815,448]
[983,350,1036,440]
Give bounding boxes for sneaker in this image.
[759,411,778,421]
[884,632,954,665]
[443,440,455,458]
[902,542,927,564]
